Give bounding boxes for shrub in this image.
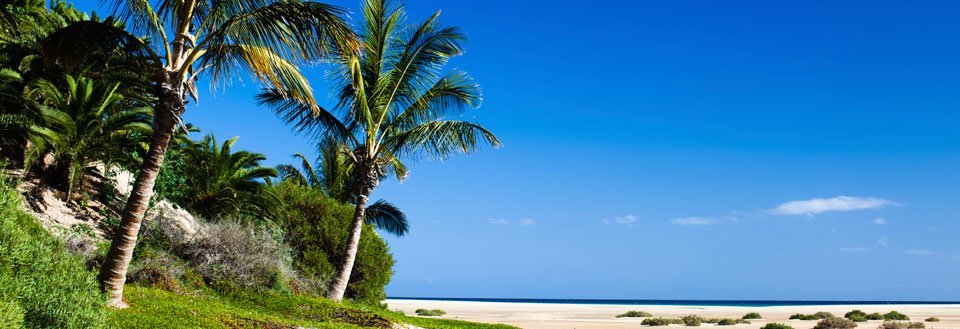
[415,309,446,317]
[682,315,703,326]
[642,318,684,326]
[883,311,909,321]
[761,324,794,329]
[717,318,738,326]
[617,310,653,318]
[793,312,836,320]
[846,310,868,319]
[877,322,924,329]
[0,173,105,328]
[849,314,869,322]
[924,317,939,322]
[867,313,884,320]
[813,317,858,329]
[177,220,295,292]
[269,183,395,304]
[743,312,762,319]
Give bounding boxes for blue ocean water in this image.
[387,297,960,307]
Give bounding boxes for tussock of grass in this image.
[924,317,939,322]
[813,317,857,329]
[415,309,447,317]
[642,317,684,326]
[617,310,653,318]
[742,312,762,319]
[878,321,925,329]
[791,312,835,320]
[761,323,794,329]
[883,311,909,321]
[682,315,703,326]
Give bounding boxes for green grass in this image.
[107,286,517,329]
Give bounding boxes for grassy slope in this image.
[108,286,518,329]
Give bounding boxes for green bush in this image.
[642,317,684,326]
[883,311,909,321]
[743,312,762,319]
[717,319,739,326]
[617,310,653,318]
[269,183,395,305]
[0,174,105,328]
[813,317,857,329]
[792,312,836,320]
[682,315,703,326]
[761,323,794,329]
[877,322,924,329]
[849,314,868,322]
[846,310,868,319]
[867,313,884,320]
[415,309,446,317]
[924,317,939,322]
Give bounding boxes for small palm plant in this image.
[179,134,277,219]
[24,75,151,201]
[261,0,501,301]
[278,137,409,236]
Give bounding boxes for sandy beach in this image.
[386,299,960,329]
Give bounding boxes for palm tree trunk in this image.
[327,192,369,302]
[99,79,184,308]
[64,164,75,202]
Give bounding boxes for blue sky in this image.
[72,0,960,300]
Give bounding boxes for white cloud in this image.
[670,217,719,226]
[488,218,509,225]
[877,236,889,247]
[518,218,536,226]
[904,249,940,256]
[874,217,886,225]
[771,196,895,216]
[609,215,638,225]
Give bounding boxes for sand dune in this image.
[386,299,960,329]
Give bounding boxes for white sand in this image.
[386,299,960,329]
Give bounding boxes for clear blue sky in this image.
[73,0,960,301]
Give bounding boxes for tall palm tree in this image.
[42,0,357,307]
[260,0,501,301]
[278,137,409,237]
[180,134,277,219]
[24,75,152,200]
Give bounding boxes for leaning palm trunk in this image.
[99,79,184,307]
[327,160,377,301]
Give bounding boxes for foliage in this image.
[415,309,446,317]
[107,286,517,329]
[641,317,684,326]
[717,318,748,326]
[616,310,653,318]
[867,313,884,320]
[0,298,24,329]
[277,139,409,236]
[0,172,105,328]
[173,134,278,219]
[761,324,795,329]
[877,322,924,329]
[682,315,703,326]
[269,182,394,304]
[813,317,858,329]
[24,74,151,200]
[924,317,939,322]
[883,311,909,321]
[792,312,836,320]
[742,312,762,319]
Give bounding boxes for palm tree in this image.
[24,75,152,201]
[43,0,358,307]
[260,0,501,302]
[180,134,277,219]
[278,137,409,237]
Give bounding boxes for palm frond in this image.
[364,199,408,237]
[385,120,501,160]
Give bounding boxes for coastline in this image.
[386,299,960,329]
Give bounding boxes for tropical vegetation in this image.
[260,0,500,301]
